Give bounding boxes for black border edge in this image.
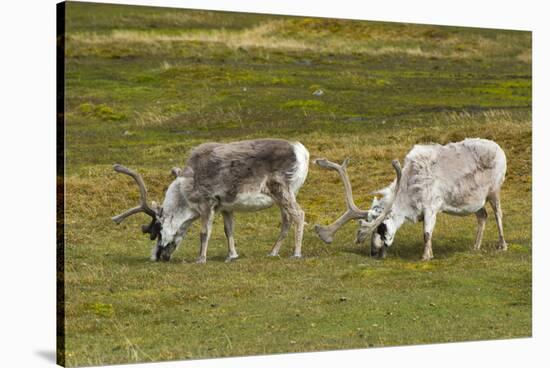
[56,1,66,366]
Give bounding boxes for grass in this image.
[61,2,532,366]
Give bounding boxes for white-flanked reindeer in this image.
[112,139,309,263]
[315,138,507,260]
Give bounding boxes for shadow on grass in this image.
[208,254,234,263]
[375,238,475,261]
[110,253,152,266]
[340,243,370,256]
[110,254,239,265]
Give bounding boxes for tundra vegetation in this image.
[62,3,531,366]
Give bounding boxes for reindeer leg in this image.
[222,210,239,262]
[488,192,507,251]
[196,207,215,264]
[268,207,291,257]
[267,179,304,258]
[422,211,437,261]
[474,207,488,251]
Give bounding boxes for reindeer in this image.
[314,138,507,261]
[112,139,309,263]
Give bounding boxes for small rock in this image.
[312,89,325,96]
[123,130,132,136]
[339,296,348,302]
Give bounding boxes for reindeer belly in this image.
[441,198,486,216]
[220,192,274,212]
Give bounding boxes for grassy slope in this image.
[62,2,532,366]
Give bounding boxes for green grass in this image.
[61,2,532,366]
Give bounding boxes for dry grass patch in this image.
[66,19,531,60]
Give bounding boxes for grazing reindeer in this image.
[112,139,309,263]
[315,138,507,261]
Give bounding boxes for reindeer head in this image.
[356,185,399,258]
[111,164,197,262]
[314,158,402,258]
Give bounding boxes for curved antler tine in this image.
[112,164,158,224]
[314,158,350,171]
[342,157,350,168]
[313,157,370,243]
[112,206,147,224]
[113,164,149,208]
[391,159,402,185]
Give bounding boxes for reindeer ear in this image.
[171,167,183,177]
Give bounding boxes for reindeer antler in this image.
[313,158,402,244]
[111,164,158,224]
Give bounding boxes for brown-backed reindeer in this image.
[315,138,507,261]
[112,139,309,263]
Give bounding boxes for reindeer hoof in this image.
[195,257,207,264]
[314,224,333,244]
[225,254,239,262]
[496,242,508,251]
[267,252,280,258]
[289,254,302,259]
